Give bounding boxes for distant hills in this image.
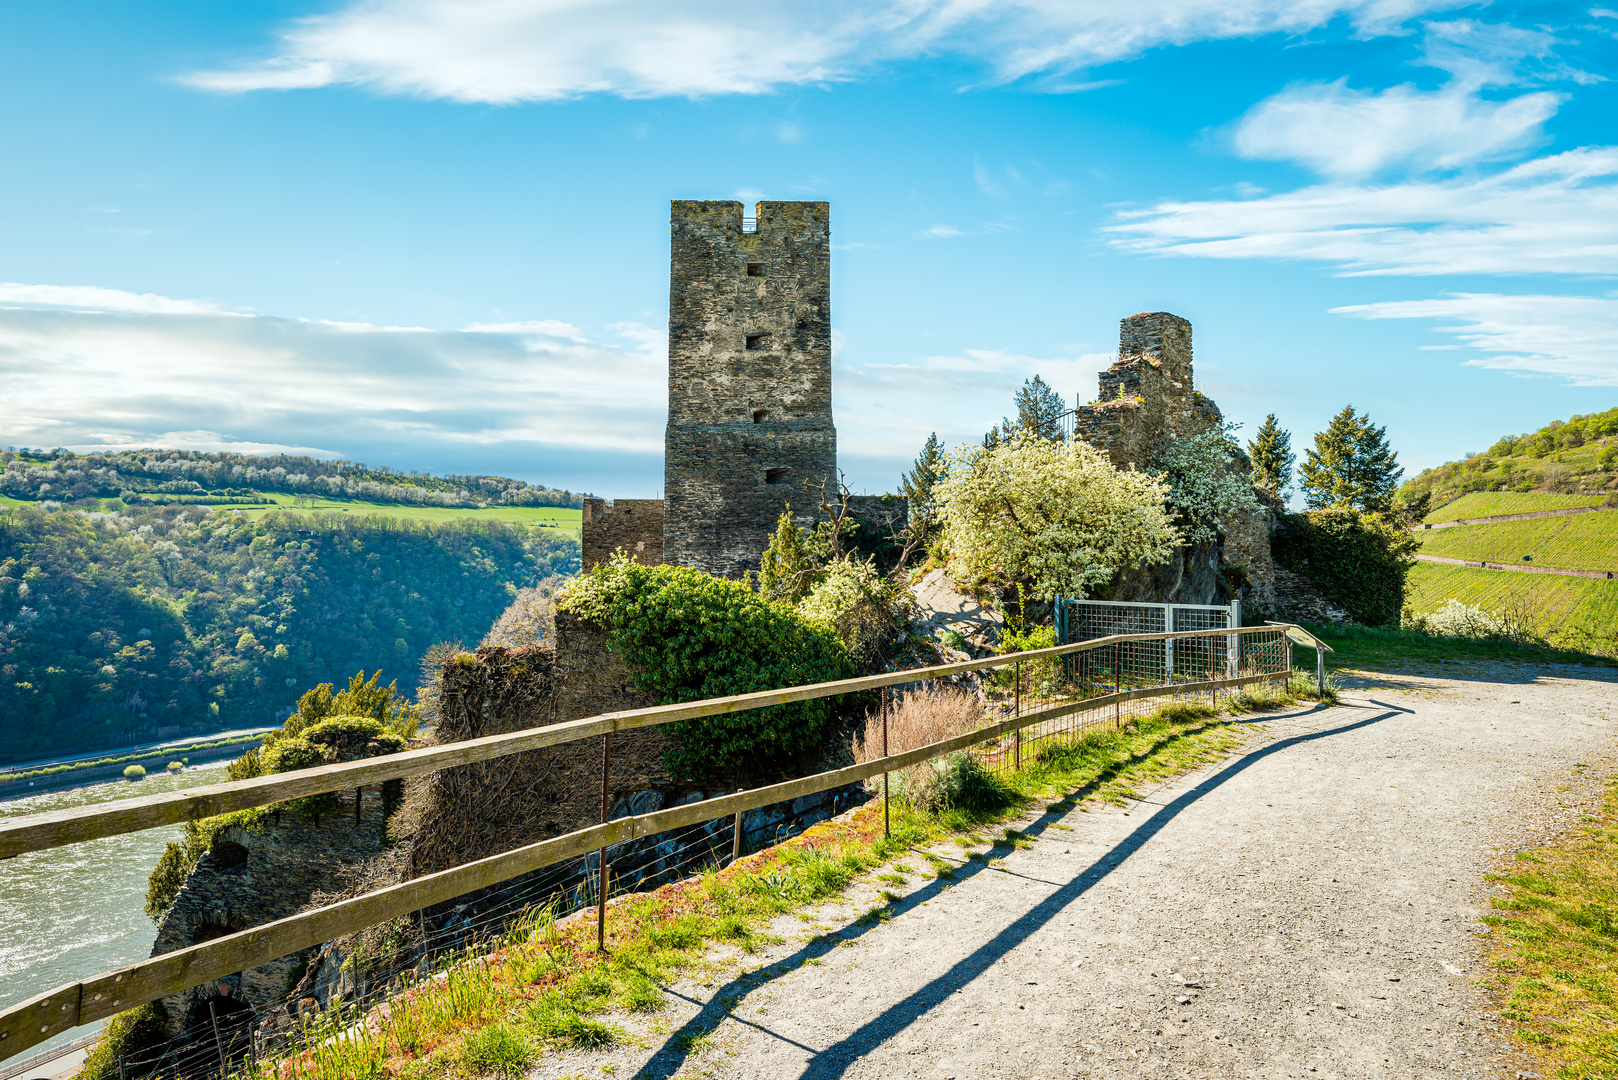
[1399,406,1618,510]
[0,447,585,511]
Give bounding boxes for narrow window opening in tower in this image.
[765,468,790,485]
[752,408,770,423]
[744,333,767,351]
[746,262,764,277]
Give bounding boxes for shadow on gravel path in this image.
[636,704,1398,1080]
[793,706,1402,1080]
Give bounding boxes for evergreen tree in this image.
[1247,414,1295,498]
[896,433,944,568]
[757,510,816,604]
[1299,406,1404,514]
[984,374,1068,445]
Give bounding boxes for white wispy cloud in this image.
[1332,293,1618,386]
[1107,146,1618,276]
[1234,79,1563,177]
[0,292,666,471]
[0,282,229,316]
[182,0,1469,103]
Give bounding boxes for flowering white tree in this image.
[1149,426,1262,545]
[935,434,1179,600]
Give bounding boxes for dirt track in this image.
[539,664,1618,1080]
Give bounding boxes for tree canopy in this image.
[1299,406,1403,514]
[935,433,1178,600]
[1248,414,1295,499]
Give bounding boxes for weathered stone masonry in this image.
[581,497,664,570]
[1075,311,1277,611]
[662,200,836,578]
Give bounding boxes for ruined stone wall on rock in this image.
[150,793,394,1035]
[1076,311,1276,612]
[581,497,665,570]
[664,200,836,579]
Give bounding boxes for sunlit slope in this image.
[1419,512,1618,572]
[1405,562,1618,653]
[1425,492,1606,524]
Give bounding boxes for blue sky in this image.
[1,0,1614,500]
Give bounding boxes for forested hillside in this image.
[0,447,583,510]
[0,504,578,762]
[1399,406,1618,509]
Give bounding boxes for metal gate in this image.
[1054,597,1241,689]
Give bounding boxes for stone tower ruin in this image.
[662,200,836,577]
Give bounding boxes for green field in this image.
[1425,491,1606,524]
[1405,562,1618,653]
[226,493,581,535]
[1418,511,1618,571]
[0,492,582,536]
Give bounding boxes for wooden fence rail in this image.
[0,624,1324,861]
[0,624,1331,1061]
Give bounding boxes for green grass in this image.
[1426,492,1607,524]
[0,491,582,535]
[1479,775,1618,1077]
[209,493,580,534]
[1419,512,1618,571]
[1300,616,1617,671]
[1402,563,1618,656]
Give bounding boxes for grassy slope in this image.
[1418,512,1618,572]
[1391,563,1618,655]
[1426,492,1606,524]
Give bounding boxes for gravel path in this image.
[538,665,1618,1080]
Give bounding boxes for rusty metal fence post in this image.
[596,731,611,952]
[1013,660,1022,770]
[208,998,226,1079]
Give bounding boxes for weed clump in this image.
[457,1023,536,1078]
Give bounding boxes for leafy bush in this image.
[261,736,325,773]
[1271,508,1416,626]
[1403,599,1538,645]
[558,554,853,780]
[123,764,145,780]
[935,432,1177,600]
[74,1002,168,1080]
[798,556,914,671]
[1149,426,1261,544]
[166,760,183,772]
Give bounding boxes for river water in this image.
[0,762,230,1071]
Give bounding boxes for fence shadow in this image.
[629,705,1399,1079]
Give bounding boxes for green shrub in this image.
[74,1002,168,1080]
[300,715,406,756]
[122,764,146,780]
[1271,508,1416,626]
[165,760,184,773]
[558,553,852,780]
[261,736,325,773]
[797,556,913,671]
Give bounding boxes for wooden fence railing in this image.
[0,623,1333,1061]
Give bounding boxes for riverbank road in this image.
[538,663,1617,1079]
